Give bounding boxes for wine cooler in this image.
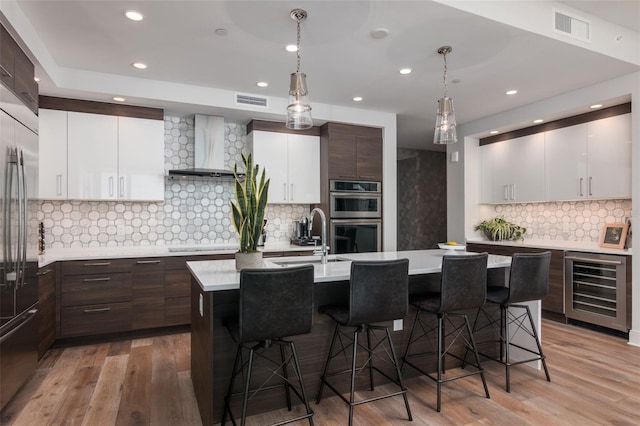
[565,252,631,332]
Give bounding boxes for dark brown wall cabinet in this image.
[321,122,383,182]
[0,24,38,113]
[466,243,565,315]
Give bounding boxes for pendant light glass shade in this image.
[433,46,457,144]
[286,9,312,130]
[286,72,312,130]
[433,96,457,144]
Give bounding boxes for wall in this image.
[38,116,309,249]
[397,149,447,249]
[488,199,631,242]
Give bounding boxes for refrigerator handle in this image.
[19,149,27,287]
[4,148,18,286]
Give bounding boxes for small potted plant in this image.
[230,153,270,270]
[475,216,526,241]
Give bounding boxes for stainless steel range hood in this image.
[168,115,237,179]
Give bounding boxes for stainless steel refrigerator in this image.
[1,85,39,409]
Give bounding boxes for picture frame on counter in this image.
[599,223,629,249]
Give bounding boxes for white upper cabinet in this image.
[481,133,545,203]
[67,112,119,200]
[545,123,588,201]
[39,109,68,199]
[545,114,631,201]
[118,117,165,201]
[40,110,165,201]
[586,114,631,199]
[251,130,320,204]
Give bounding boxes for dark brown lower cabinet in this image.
[60,302,133,337]
[38,264,57,358]
[466,243,565,315]
[132,259,165,329]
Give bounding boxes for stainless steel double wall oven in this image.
[329,180,381,254]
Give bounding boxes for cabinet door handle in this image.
[283,183,287,200]
[84,262,111,266]
[83,307,111,313]
[579,178,584,196]
[56,174,63,196]
[290,184,294,200]
[511,184,516,200]
[588,177,593,196]
[503,185,509,200]
[109,176,114,196]
[120,177,125,198]
[38,269,52,276]
[83,277,111,282]
[136,260,161,264]
[0,64,12,78]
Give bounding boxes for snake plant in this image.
[230,153,270,253]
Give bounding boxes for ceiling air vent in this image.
[554,9,590,41]
[235,92,269,108]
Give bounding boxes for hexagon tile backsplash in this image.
[36,116,310,249]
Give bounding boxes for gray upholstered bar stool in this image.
[315,259,412,426]
[470,251,551,392]
[402,253,490,412]
[221,265,315,426]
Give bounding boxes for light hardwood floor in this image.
[2,320,639,425]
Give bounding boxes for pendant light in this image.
[433,46,457,144]
[286,8,312,130]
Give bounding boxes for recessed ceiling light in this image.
[113,96,126,102]
[285,44,298,52]
[590,104,603,109]
[370,28,389,39]
[33,76,40,82]
[256,82,268,88]
[506,90,518,95]
[214,28,228,36]
[353,96,363,102]
[399,68,412,75]
[533,119,544,124]
[490,130,499,135]
[132,62,147,69]
[125,10,144,21]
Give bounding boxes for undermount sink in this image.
[271,256,350,267]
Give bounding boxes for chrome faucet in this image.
[309,207,328,264]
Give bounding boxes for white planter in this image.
[235,251,264,271]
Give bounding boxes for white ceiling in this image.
[7,0,640,151]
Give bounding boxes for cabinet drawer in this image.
[61,258,132,275]
[61,272,132,307]
[60,302,132,338]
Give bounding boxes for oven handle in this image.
[330,192,381,198]
[330,219,382,224]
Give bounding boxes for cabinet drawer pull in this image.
[83,307,111,313]
[83,262,111,266]
[0,64,12,78]
[38,269,52,276]
[136,260,161,264]
[83,277,111,282]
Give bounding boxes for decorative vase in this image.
[235,251,264,271]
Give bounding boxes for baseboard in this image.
[628,329,640,347]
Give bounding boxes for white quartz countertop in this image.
[465,238,632,256]
[37,241,317,267]
[187,249,512,292]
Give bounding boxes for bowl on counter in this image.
[438,243,466,251]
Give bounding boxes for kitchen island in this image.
[188,249,514,425]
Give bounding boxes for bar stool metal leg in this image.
[280,343,292,411]
[316,322,340,404]
[366,326,375,391]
